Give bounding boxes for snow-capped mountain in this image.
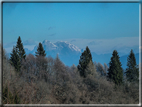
[42,40,57,51]
[5,39,140,67]
[31,40,81,56]
[54,41,81,52]
[23,40,140,67]
[25,40,82,66]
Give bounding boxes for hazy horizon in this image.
[3,3,139,55]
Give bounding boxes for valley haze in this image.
[4,38,139,69]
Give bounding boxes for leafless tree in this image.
[95,62,106,76]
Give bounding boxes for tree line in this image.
[2,36,139,104]
[10,36,139,85]
[78,46,139,85]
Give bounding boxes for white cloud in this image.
[3,42,16,48]
[3,38,39,53]
[23,39,36,45]
[63,37,139,55]
[24,45,35,51]
[3,37,139,55]
[4,47,13,53]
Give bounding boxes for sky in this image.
[2,2,140,55]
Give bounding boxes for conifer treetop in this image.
[35,42,46,57]
[107,50,123,85]
[125,49,138,82]
[78,46,93,78]
[10,46,21,72]
[16,36,26,60]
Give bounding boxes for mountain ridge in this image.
[6,40,139,68]
[23,40,139,68]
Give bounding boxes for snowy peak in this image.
[30,40,81,57]
[42,40,50,44]
[42,40,57,51]
[54,41,81,52]
[41,40,81,53]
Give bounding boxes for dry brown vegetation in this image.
[2,51,139,104]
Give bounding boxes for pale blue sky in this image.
[3,3,139,54]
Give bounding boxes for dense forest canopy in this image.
[2,37,140,104]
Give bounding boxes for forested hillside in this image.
[2,37,139,104]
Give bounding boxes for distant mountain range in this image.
[120,53,139,69]
[23,40,140,69]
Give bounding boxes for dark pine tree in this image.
[35,42,46,57]
[10,46,21,72]
[125,49,139,82]
[77,46,93,78]
[107,50,123,85]
[16,36,26,62]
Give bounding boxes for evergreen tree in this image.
[35,42,46,57]
[125,49,139,82]
[107,50,123,85]
[10,46,21,72]
[84,60,96,77]
[77,46,93,78]
[3,85,20,104]
[16,36,26,62]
